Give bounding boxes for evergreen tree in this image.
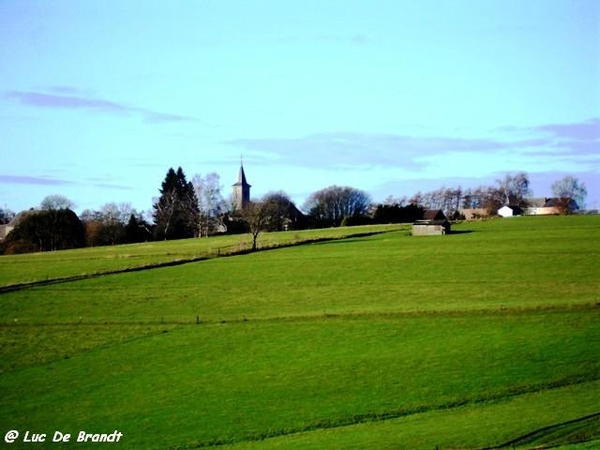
[125,214,153,243]
[153,167,200,240]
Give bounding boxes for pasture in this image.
[0,215,599,449]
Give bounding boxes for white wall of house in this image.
[498,206,514,217]
[526,207,560,216]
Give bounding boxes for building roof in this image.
[544,197,579,210]
[499,205,523,212]
[528,198,579,210]
[7,209,40,227]
[232,164,251,188]
[423,209,447,221]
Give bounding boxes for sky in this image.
[1,0,599,215]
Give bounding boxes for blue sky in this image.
[1,0,598,214]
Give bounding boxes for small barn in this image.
[412,210,451,236]
[498,205,523,218]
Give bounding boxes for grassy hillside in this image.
[0,215,598,449]
[0,224,403,288]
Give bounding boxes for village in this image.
[0,163,590,251]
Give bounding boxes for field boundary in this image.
[0,230,389,294]
[2,301,596,327]
[179,377,600,448]
[481,411,600,449]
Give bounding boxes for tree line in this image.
[0,168,588,255]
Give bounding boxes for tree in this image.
[240,201,271,251]
[303,185,372,227]
[0,207,15,224]
[192,172,227,237]
[124,214,153,243]
[40,194,74,211]
[417,186,463,216]
[153,167,200,240]
[496,172,531,207]
[261,191,304,231]
[551,176,587,213]
[2,209,84,253]
[372,203,424,224]
[80,202,144,246]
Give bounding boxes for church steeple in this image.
[232,162,251,210]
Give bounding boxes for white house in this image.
[498,205,523,218]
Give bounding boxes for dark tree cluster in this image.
[1,209,85,254]
[153,167,200,240]
[372,203,424,224]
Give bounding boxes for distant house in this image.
[498,205,523,218]
[526,198,579,216]
[413,210,451,236]
[461,208,489,220]
[0,209,39,242]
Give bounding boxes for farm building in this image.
[526,198,579,215]
[413,210,451,236]
[0,210,39,242]
[0,225,8,242]
[461,208,489,220]
[498,205,523,217]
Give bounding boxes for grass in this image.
[220,380,600,450]
[0,215,599,449]
[1,217,597,325]
[2,311,599,449]
[0,224,404,288]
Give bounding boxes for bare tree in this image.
[0,207,15,224]
[304,185,372,227]
[240,201,271,251]
[38,194,77,250]
[261,191,302,231]
[551,176,587,213]
[496,172,531,207]
[192,173,227,236]
[40,194,74,211]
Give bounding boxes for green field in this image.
[0,224,401,289]
[1,216,599,449]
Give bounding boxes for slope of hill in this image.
[0,216,598,449]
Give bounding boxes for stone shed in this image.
[412,210,451,236]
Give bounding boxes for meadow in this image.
[0,224,400,289]
[0,215,598,449]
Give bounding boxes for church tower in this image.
[232,163,251,210]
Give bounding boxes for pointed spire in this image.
[239,164,247,186]
[232,160,251,210]
[233,163,250,188]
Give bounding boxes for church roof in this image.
[232,164,251,188]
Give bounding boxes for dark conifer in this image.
[153,167,200,240]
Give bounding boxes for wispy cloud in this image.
[0,175,75,186]
[4,90,198,124]
[91,182,135,191]
[533,118,600,141]
[229,117,598,173]
[227,132,552,172]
